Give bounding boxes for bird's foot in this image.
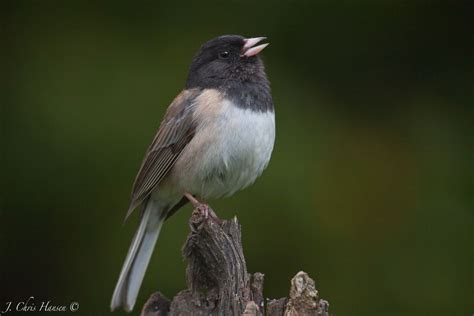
[184,193,221,224]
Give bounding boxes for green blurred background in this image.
[2,1,473,315]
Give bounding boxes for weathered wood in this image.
[266,298,287,316]
[142,205,330,315]
[140,292,170,316]
[284,271,329,316]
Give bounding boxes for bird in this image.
[111,35,275,312]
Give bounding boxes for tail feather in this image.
[111,199,165,312]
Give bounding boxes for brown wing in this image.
[125,89,200,219]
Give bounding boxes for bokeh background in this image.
[2,1,473,315]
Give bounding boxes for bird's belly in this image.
[173,101,275,199]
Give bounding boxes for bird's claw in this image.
[184,192,222,225]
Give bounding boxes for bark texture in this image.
[141,205,329,316]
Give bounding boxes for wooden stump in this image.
[141,205,329,316]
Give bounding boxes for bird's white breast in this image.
[172,89,275,199]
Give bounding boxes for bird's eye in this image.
[218,51,230,59]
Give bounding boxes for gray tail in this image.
[111,199,165,312]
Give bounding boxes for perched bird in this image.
[111,35,275,312]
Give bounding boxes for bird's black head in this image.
[185,35,269,90]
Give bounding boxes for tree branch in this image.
[141,205,330,316]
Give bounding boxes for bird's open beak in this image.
[242,37,269,57]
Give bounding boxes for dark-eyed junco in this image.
[111,35,275,312]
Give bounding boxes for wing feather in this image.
[125,89,200,219]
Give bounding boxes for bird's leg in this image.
[183,192,220,223]
[184,192,201,208]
